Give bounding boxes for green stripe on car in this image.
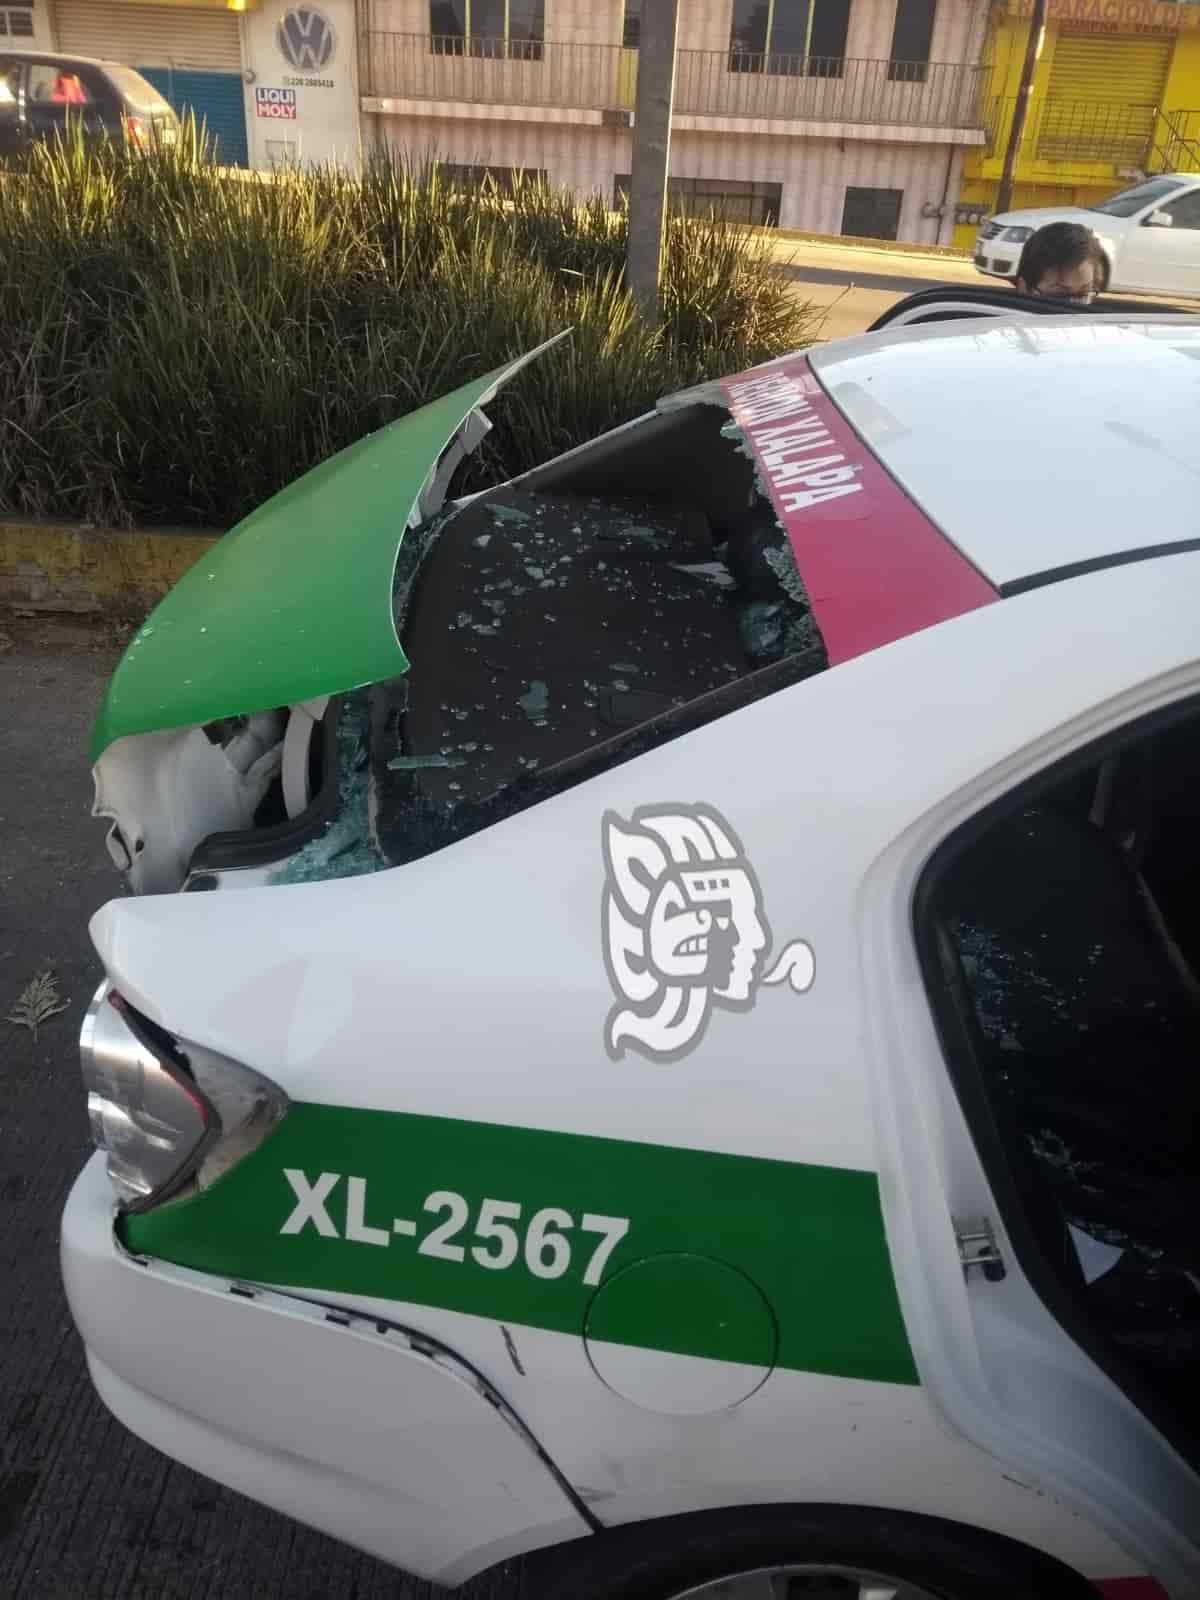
[122,1105,919,1387]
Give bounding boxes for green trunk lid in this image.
[90,337,565,763]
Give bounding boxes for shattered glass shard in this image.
[518,681,550,721]
[269,697,384,885]
[387,753,465,771]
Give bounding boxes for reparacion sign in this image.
[256,87,297,120]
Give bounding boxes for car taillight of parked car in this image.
[123,114,151,150]
[80,983,288,1211]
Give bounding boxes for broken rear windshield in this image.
[256,398,829,884]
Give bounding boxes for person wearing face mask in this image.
[1016,220,1106,304]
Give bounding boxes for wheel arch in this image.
[511,1501,1105,1599]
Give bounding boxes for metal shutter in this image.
[139,64,247,163]
[1039,32,1172,162]
[53,1,242,70]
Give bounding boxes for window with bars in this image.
[841,186,903,240]
[0,10,35,38]
[615,173,783,227]
[888,0,937,83]
[429,0,544,59]
[728,0,850,80]
[439,162,548,194]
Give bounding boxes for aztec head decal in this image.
[602,804,815,1061]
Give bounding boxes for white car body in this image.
[62,314,1200,1598]
[975,174,1200,296]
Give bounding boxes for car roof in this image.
[867,282,1199,327]
[807,314,1200,594]
[0,51,124,70]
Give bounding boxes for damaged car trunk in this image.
[93,339,829,896]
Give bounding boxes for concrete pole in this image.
[995,0,1046,217]
[626,0,681,321]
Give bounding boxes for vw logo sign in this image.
[277,7,336,71]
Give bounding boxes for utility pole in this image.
[626,0,681,320]
[995,0,1046,216]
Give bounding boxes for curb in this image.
[0,519,219,616]
[746,224,972,262]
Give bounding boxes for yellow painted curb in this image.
[0,519,220,615]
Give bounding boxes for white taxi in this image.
[63,311,1200,1599]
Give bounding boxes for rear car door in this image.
[23,60,109,146]
[1119,185,1200,296]
[859,560,1200,1595]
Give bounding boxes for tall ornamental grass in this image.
[0,126,816,528]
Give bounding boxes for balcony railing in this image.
[1156,107,1200,172]
[674,50,984,128]
[360,33,986,131]
[985,95,1158,165]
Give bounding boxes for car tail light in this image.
[80,983,288,1211]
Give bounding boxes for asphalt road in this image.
[773,235,981,340]
[774,235,1196,341]
[0,618,524,1599]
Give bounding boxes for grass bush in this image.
[0,125,816,529]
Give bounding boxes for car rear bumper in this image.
[61,1154,589,1585]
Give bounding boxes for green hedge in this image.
[0,128,816,529]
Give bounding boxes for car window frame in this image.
[25,59,97,111]
[0,54,23,114]
[1088,176,1188,219]
[913,690,1200,1481]
[1158,186,1200,233]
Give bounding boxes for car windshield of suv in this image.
[1089,177,1188,218]
[102,64,173,114]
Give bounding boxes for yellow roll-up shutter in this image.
[52,1,241,70]
[1039,31,1172,162]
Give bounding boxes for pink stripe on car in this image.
[721,354,997,665]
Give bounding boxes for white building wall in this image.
[379,111,630,191]
[381,112,959,244]
[242,0,364,168]
[369,0,429,36]
[846,0,899,60]
[683,0,737,56]
[551,0,622,48]
[26,3,56,49]
[930,0,988,66]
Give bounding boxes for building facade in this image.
[361,0,990,244]
[17,0,363,170]
[956,0,1200,247]
[11,0,996,244]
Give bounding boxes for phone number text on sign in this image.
[281,1169,631,1287]
[256,87,297,119]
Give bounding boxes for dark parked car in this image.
[0,51,179,157]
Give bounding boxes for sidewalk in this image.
[765,233,981,287]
